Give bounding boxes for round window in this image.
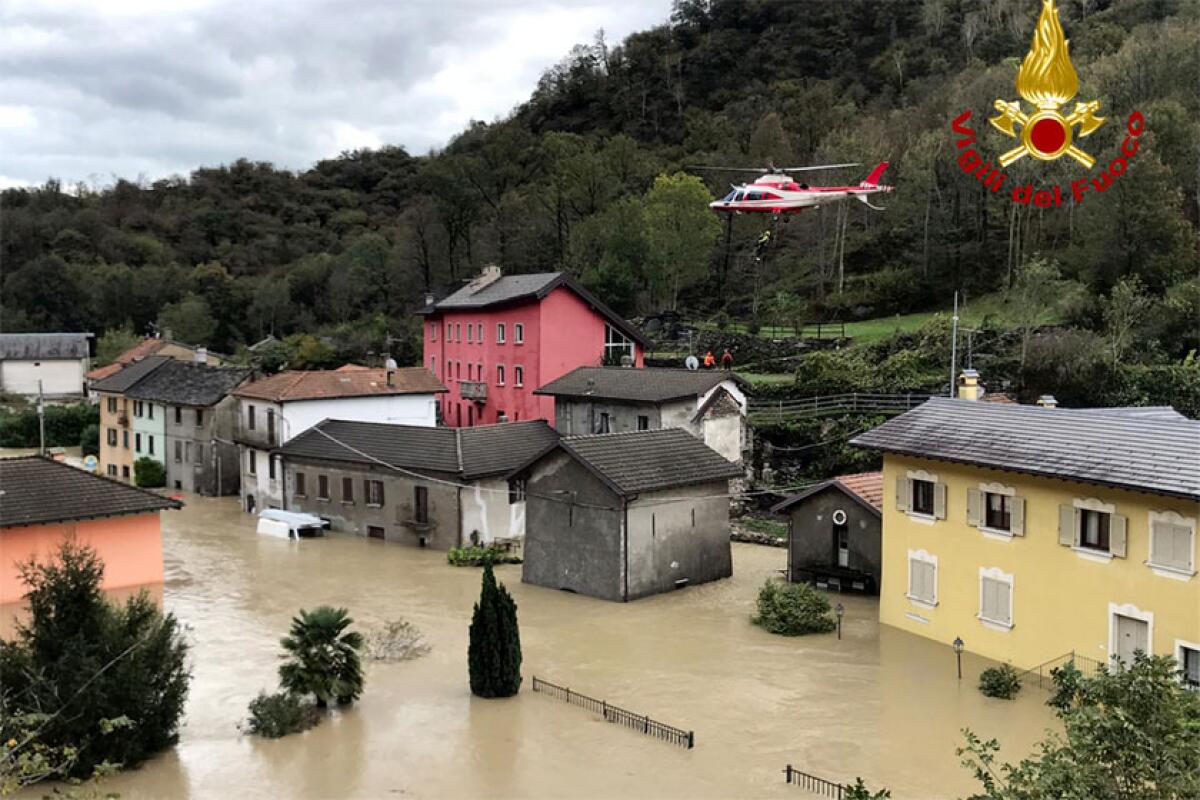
[832,509,848,525]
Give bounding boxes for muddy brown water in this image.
[8,494,1055,799]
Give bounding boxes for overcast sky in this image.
[0,0,670,188]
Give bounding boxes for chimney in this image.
[467,264,503,294]
[957,369,983,402]
[384,356,397,387]
[424,291,435,308]
[1037,394,1058,409]
[194,346,207,364]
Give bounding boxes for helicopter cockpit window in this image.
[721,189,737,202]
[746,191,763,201]
[733,191,745,202]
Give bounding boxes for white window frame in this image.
[430,322,438,341]
[1175,639,1200,689]
[905,469,939,523]
[906,548,938,608]
[1147,510,1196,580]
[1108,601,1154,664]
[604,324,634,364]
[1073,497,1117,562]
[496,322,506,344]
[514,365,523,387]
[978,481,1016,539]
[496,365,505,386]
[978,566,1014,631]
[514,323,524,344]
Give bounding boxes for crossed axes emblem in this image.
[989,100,1105,168]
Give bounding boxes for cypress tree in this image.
[468,562,522,697]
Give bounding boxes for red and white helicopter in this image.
[696,161,892,217]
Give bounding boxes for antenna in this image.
[948,292,959,398]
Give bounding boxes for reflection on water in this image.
[11,495,1055,799]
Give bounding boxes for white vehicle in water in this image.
[256,509,327,540]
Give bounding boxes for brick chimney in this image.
[467,264,503,294]
[1037,394,1058,409]
[957,369,983,401]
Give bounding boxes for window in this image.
[979,568,1013,628]
[175,406,182,424]
[123,430,129,449]
[1179,644,1200,689]
[456,323,461,340]
[1060,501,1127,557]
[268,455,276,480]
[107,428,117,446]
[497,323,506,343]
[467,324,473,343]
[414,486,429,523]
[603,324,634,365]
[368,526,386,540]
[267,410,276,443]
[107,464,117,476]
[968,485,1025,536]
[248,451,257,475]
[907,550,938,606]
[637,415,650,431]
[1080,509,1111,551]
[247,405,256,430]
[295,472,307,496]
[897,472,945,519]
[514,323,524,344]
[478,323,484,341]
[366,479,384,506]
[148,404,154,420]
[134,401,143,417]
[430,356,436,377]
[107,397,117,413]
[317,475,330,501]
[597,412,610,434]
[174,441,183,462]
[985,493,1011,531]
[185,441,191,463]
[430,322,438,341]
[148,436,155,455]
[195,409,204,427]
[911,479,935,516]
[135,433,142,451]
[514,366,524,387]
[342,477,354,504]
[1149,512,1196,575]
[122,465,130,479]
[496,410,507,423]
[196,443,204,464]
[508,478,526,504]
[496,365,505,385]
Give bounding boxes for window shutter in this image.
[1110,514,1128,558]
[1058,504,1076,546]
[966,489,983,527]
[1010,496,1026,536]
[980,578,995,620]
[997,581,1011,625]
[895,477,909,512]
[933,482,947,520]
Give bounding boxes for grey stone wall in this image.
[163,395,241,496]
[554,398,666,436]
[625,481,732,600]
[785,486,881,592]
[283,457,462,550]
[522,451,625,600]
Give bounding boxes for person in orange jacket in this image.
[703,350,716,369]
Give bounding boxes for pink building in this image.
[418,267,648,427]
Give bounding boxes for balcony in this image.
[459,381,487,403]
[117,413,129,428]
[234,422,279,450]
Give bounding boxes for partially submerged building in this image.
[0,457,181,604]
[0,333,92,400]
[773,472,882,593]
[517,428,743,602]
[275,418,558,548]
[534,366,748,463]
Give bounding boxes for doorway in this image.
[1113,612,1149,665]
[833,522,850,568]
[367,526,385,540]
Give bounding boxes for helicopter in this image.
[693,161,892,217]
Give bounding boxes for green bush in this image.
[0,540,190,782]
[243,691,321,739]
[447,545,522,566]
[468,563,522,698]
[752,580,836,636]
[133,456,166,488]
[0,402,99,448]
[279,606,365,707]
[79,423,100,456]
[978,664,1022,699]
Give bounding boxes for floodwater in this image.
[11,495,1055,799]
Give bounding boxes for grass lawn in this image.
[737,515,789,540]
[740,372,794,386]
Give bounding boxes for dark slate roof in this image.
[0,456,181,528]
[555,428,742,497]
[124,361,251,407]
[277,419,559,480]
[418,272,650,347]
[851,397,1200,501]
[535,366,744,403]
[89,355,172,393]
[0,333,92,360]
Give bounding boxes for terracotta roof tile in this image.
[233,368,446,402]
[84,338,166,380]
[835,471,883,510]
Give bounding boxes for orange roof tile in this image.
[84,338,166,380]
[835,471,883,510]
[233,367,446,402]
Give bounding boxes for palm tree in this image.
[279,606,365,707]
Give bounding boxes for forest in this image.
[1,0,1197,389]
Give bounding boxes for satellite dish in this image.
[832,509,848,525]
[685,355,699,371]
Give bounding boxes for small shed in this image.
[772,472,883,594]
[516,428,742,602]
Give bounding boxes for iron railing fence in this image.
[782,765,847,798]
[530,676,694,749]
[1019,650,1108,691]
[748,392,931,423]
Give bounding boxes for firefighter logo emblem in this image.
[989,0,1104,168]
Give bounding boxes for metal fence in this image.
[1019,650,1108,691]
[783,765,848,798]
[530,676,694,749]
[748,392,931,424]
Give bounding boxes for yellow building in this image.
[853,390,1200,681]
[92,356,171,482]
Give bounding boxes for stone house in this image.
[534,366,749,463]
[772,472,883,593]
[517,427,743,602]
[0,333,92,400]
[123,360,251,495]
[275,418,558,549]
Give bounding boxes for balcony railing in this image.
[117,413,129,428]
[459,381,487,402]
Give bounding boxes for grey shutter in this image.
[933,482,947,520]
[1010,496,1026,536]
[1110,514,1128,558]
[996,580,1012,624]
[980,578,995,620]
[1058,504,1076,546]
[895,476,909,512]
[966,489,983,527]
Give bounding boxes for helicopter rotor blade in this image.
[686,165,770,174]
[773,162,861,172]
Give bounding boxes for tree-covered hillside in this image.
[1,0,1197,372]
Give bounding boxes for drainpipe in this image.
[623,499,629,602]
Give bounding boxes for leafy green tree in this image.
[156,294,216,346]
[79,423,99,457]
[94,325,141,367]
[1007,259,1076,374]
[278,606,365,708]
[133,456,165,488]
[959,653,1200,799]
[843,778,890,800]
[468,562,522,698]
[748,112,795,166]
[643,172,721,311]
[0,540,190,782]
[1104,275,1155,366]
[752,580,836,636]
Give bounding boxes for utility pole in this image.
[37,379,46,456]
[948,291,959,398]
